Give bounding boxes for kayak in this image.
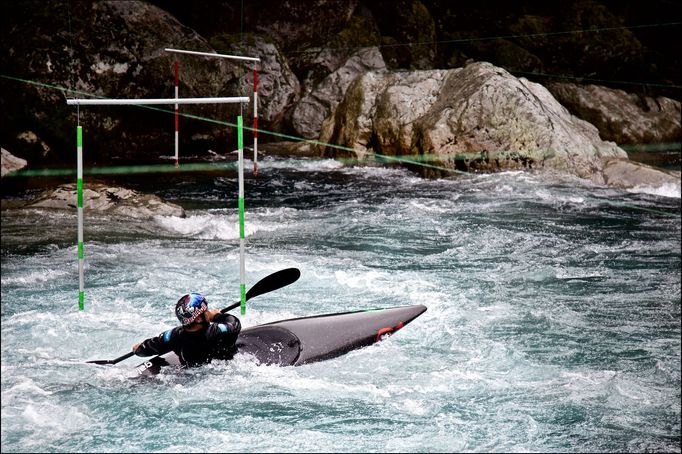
[133,304,427,377]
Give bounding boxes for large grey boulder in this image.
[318,62,629,183]
[317,68,449,160]
[27,183,186,219]
[370,69,450,157]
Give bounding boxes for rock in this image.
[210,35,300,131]
[601,158,681,190]
[364,0,437,70]
[4,1,679,174]
[1,148,28,177]
[27,183,186,219]
[317,61,628,183]
[546,82,681,147]
[253,0,359,51]
[291,46,386,139]
[318,68,450,160]
[1,1,249,165]
[371,69,450,157]
[259,141,315,157]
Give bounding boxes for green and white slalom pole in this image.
[77,125,85,310]
[238,116,246,315]
[174,61,179,167]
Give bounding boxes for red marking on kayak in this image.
[376,321,405,341]
[376,327,393,341]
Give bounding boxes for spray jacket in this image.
[135,313,241,367]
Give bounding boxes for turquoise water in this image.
[1,158,680,452]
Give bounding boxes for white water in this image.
[2,159,680,452]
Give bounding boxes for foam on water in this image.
[627,181,681,199]
[258,157,344,172]
[1,268,70,286]
[154,207,302,241]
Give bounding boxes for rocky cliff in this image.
[317,62,627,179]
[1,0,679,186]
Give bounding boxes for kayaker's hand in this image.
[204,309,220,323]
[132,343,141,353]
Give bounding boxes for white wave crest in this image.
[155,213,238,239]
[155,211,290,240]
[627,182,681,199]
[1,268,69,286]
[259,158,343,171]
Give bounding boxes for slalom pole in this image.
[77,125,85,310]
[253,68,258,176]
[237,115,246,315]
[66,95,249,312]
[174,61,179,167]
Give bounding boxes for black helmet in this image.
[175,293,208,325]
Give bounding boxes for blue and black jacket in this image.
[135,313,241,367]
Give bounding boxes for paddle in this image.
[87,267,301,365]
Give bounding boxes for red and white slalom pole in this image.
[253,68,258,176]
[174,61,179,167]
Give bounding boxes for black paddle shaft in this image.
[86,351,134,365]
[87,267,301,365]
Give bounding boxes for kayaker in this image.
[132,292,241,367]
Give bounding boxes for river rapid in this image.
[2,157,680,452]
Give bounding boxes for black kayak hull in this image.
[133,304,426,377]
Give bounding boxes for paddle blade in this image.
[246,268,301,301]
[221,268,301,314]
